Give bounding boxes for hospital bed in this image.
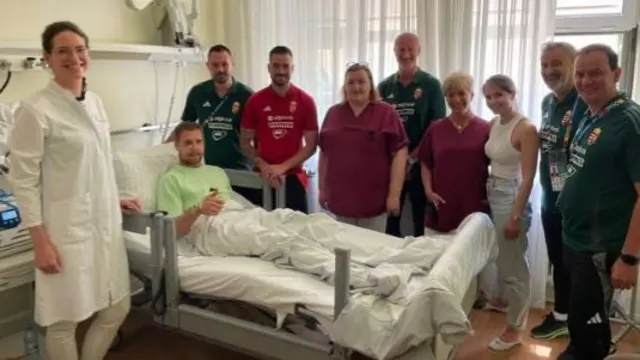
[112,143,498,360]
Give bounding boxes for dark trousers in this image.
[563,245,617,360]
[386,164,426,237]
[541,208,570,315]
[233,174,307,213]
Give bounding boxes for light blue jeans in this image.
[487,176,532,330]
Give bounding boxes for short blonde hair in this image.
[341,63,381,102]
[442,72,474,94]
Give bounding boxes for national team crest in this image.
[414,88,423,99]
[289,101,297,113]
[561,110,572,127]
[588,128,601,145]
[232,101,241,114]
[272,129,288,139]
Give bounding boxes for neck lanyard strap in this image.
[573,95,627,145]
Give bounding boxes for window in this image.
[555,0,624,17]
[554,33,624,56]
[554,0,636,34]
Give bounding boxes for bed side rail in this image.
[122,211,159,234]
[333,247,351,320]
[224,168,286,210]
[161,215,181,327]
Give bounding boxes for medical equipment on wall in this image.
[125,0,200,48]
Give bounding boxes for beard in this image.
[271,75,289,86]
[214,73,230,84]
[180,154,203,167]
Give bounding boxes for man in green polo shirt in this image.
[532,41,588,341]
[378,32,446,238]
[556,44,640,360]
[169,44,260,204]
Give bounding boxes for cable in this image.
[161,61,182,141]
[0,71,12,95]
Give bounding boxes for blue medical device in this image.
[0,189,20,230]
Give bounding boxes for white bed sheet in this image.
[123,212,497,360]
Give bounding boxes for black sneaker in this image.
[531,313,569,340]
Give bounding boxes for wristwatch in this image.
[620,253,640,266]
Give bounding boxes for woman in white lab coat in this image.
[8,21,142,360]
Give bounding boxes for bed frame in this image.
[122,169,475,360]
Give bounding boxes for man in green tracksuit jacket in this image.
[378,32,446,238]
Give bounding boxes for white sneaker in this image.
[488,336,521,351]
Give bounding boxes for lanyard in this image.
[562,96,581,148]
[572,95,628,146]
[210,96,228,119]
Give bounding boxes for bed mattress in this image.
[124,212,497,360]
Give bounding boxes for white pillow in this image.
[112,143,179,212]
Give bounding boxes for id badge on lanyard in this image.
[549,149,569,191]
[547,97,580,192]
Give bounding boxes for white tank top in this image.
[485,114,525,180]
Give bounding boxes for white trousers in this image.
[45,296,130,360]
[336,213,388,233]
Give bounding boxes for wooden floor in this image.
[52,307,637,360]
[4,307,638,360]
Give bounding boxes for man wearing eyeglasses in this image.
[378,32,447,237]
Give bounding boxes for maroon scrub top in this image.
[417,116,491,232]
[319,101,408,218]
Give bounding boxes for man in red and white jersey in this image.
[240,46,319,213]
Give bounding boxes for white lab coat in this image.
[0,101,13,155]
[8,81,130,327]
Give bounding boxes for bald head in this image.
[394,32,420,74]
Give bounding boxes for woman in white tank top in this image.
[482,75,540,351]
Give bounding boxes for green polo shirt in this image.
[558,92,640,253]
[377,70,446,152]
[182,79,254,169]
[539,88,588,211]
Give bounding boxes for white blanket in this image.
[186,200,450,303]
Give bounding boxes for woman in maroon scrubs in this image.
[417,72,491,232]
[318,63,408,233]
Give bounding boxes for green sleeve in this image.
[624,119,640,183]
[181,88,198,122]
[219,168,234,199]
[427,79,446,127]
[155,175,185,217]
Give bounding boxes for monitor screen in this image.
[1,210,16,220]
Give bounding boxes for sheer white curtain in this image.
[464,0,556,309]
[221,0,555,309]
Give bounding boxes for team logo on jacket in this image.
[414,88,422,99]
[232,101,241,114]
[289,101,297,113]
[587,128,601,145]
[212,131,227,141]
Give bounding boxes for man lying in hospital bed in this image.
[115,121,498,359]
[155,122,449,302]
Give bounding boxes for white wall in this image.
[0,0,228,149]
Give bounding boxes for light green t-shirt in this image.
[155,164,233,217]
